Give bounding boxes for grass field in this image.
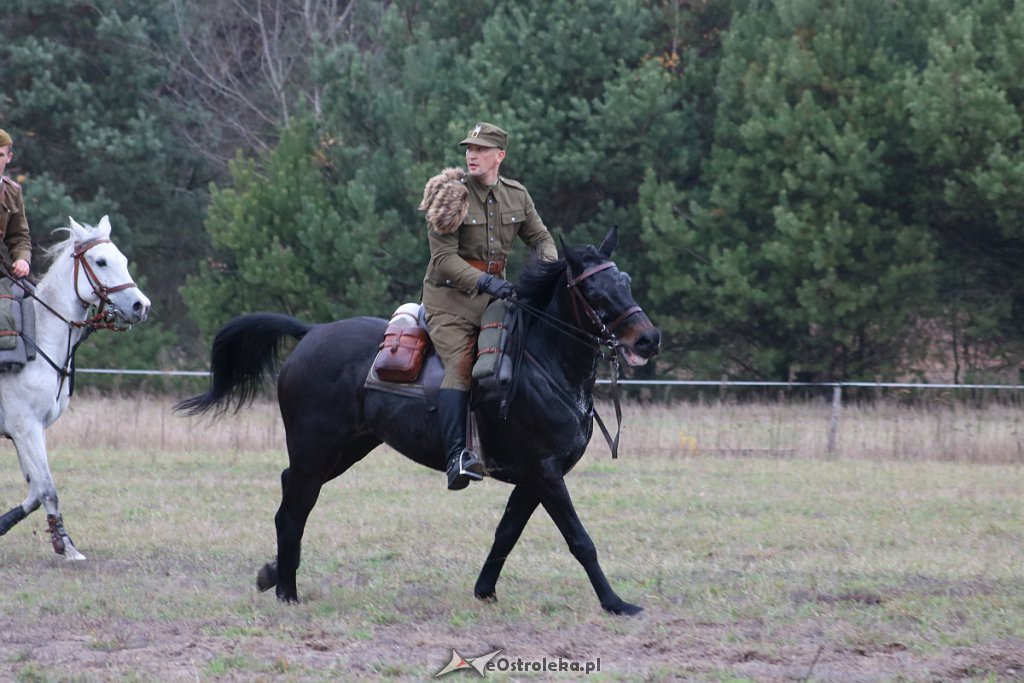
[1,394,1023,681]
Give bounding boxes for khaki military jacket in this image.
[422,173,556,321]
[0,177,32,265]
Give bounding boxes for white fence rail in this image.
[77,369,1024,458]
[593,379,1024,457]
[76,368,1024,391]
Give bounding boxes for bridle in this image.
[69,238,140,330]
[565,261,642,344]
[507,258,647,459]
[5,238,139,397]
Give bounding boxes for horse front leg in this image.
[9,427,86,561]
[538,475,642,616]
[475,485,540,602]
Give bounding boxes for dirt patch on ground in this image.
[2,612,1022,681]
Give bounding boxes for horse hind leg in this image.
[264,466,322,602]
[256,467,291,593]
[259,434,380,602]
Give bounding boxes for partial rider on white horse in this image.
[0,216,150,560]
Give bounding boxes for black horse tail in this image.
[174,313,313,417]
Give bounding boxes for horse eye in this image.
[96,259,107,267]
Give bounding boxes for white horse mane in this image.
[42,216,113,263]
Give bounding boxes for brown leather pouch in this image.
[373,324,430,383]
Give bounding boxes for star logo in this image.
[434,648,502,677]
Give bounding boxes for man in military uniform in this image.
[0,129,32,278]
[419,122,557,490]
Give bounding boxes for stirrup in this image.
[458,448,485,477]
[447,448,484,490]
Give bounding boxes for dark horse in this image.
[176,227,661,615]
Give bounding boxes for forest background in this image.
[2,0,1023,385]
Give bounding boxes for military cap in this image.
[0,129,11,147]
[459,122,507,149]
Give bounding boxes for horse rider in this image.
[419,122,557,490]
[0,129,33,279]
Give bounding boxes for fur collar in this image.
[418,167,468,234]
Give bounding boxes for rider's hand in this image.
[476,274,515,300]
[11,259,29,278]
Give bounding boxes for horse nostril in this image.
[133,302,143,312]
[635,328,662,356]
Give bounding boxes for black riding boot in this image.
[438,388,484,490]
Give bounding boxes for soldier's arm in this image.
[518,193,557,261]
[427,229,485,291]
[5,188,32,266]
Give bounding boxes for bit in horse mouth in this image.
[621,346,649,368]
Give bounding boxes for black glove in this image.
[476,273,515,300]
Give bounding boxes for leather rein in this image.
[7,238,138,396]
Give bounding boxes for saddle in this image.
[364,304,444,406]
[364,301,516,409]
[0,277,37,372]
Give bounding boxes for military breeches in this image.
[425,310,478,391]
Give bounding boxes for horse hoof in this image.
[63,546,87,561]
[475,591,497,603]
[605,602,644,617]
[256,563,278,592]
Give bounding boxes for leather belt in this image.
[466,258,506,274]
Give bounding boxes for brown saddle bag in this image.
[372,323,431,383]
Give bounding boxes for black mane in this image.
[515,253,567,309]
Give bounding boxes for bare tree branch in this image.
[162,0,361,172]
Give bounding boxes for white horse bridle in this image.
[8,238,139,396]
[69,238,140,328]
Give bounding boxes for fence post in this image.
[827,384,842,458]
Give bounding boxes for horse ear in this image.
[598,225,619,258]
[68,216,83,231]
[97,215,112,236]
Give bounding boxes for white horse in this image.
[0,216,150,560]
